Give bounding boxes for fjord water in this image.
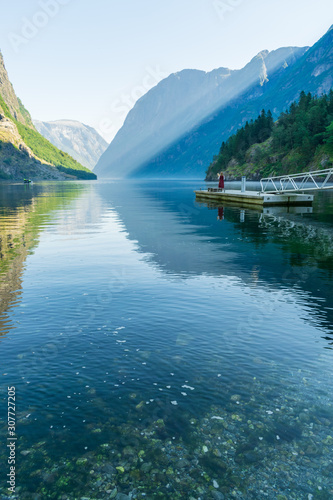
[0,180,333,499]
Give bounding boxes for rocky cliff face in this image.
[33,119,108,170]
[0,50,96,180]
[95,46,307,178]
[0,51,33,128]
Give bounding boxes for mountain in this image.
[206,91,333,180]
[0,51,96,181]
[134,25,333,179]
[95,47,307,178]
[33,119,108,170]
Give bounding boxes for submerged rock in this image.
[135,401,145,411]
[115,494,130,500]
[76,458,88,466]
[273,422,303,442]
[140,462,152,474]
[109,487,118,498]
[212,492,225,500]
[199,454,229,476]
[20,450,31,456]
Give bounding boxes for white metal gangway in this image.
[260,167,333,194]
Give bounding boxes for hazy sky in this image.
[0,0,332,142]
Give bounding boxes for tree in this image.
[324,121,333,155]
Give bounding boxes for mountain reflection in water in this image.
[98,180,333,337]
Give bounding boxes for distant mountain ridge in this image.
[134,25,333,179]
[95,46,307,178]
[95,47,307,177]
[33,119,108,170]
[96,25,333,180]
[0,51,96,181]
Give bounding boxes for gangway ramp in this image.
[260,168,333,194]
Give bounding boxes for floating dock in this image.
[194,189,314,207]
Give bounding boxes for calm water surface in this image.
[0,180,333,499]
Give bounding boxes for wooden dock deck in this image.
[194,189,314,207]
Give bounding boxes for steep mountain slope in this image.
[0,115,68,180]
[33,119,108,170]
[0,53,33,129]
[206,91,333,180]
[95,46,307,178]
[135,25,333,179]
[0,51,96,180]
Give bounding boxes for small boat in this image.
[23,179,33,184]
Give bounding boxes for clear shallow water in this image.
[0,180,333,499]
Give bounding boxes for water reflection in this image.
[98,180,333,338]
[0,180,333,499]
[0,182,87,336]
[1,179,333,342]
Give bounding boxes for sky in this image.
[0,0,332,142]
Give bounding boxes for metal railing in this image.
[260,168,333,193]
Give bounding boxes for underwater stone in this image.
[76,458,88,466]
[323,435,333,445]
[141,462,152,474]
[129,469,141,481]
[199,455,229,476]
[298,412,311,423]
[35,441,46,448]
[273,422,302,442]
[175,459,189,469]
[135,401,145,410]
[243,451,263,464]
[122,446,135,456]
[305,443,323,456]
[212,492,225,500]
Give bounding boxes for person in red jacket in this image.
[218,172,225,191]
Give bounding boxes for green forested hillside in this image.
[0,93,96,180]
[0,50,96,181]
[206,91,333,180]
[15,121,96,180]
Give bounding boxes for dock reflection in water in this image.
[0,180,332,499]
